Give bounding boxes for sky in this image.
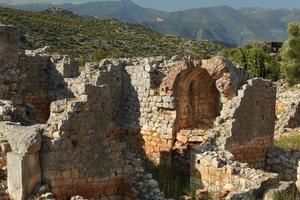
[2,0,300,11]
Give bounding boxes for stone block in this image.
[54,55,80,78]
[7,152,41,200]
[5,124,43,154]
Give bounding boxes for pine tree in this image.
[281,23,300,85]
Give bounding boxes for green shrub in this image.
[281,23,300,85]
[228,45,281,81]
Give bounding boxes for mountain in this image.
[0,7,226,62]
[2,1,300,45]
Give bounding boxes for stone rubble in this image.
[275,83,300,136]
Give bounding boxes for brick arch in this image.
[173,67,220,132]
[159,60,201,96]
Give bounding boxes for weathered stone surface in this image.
[51,55,80,78]
[263,181,299,200]
[0,122,43,154]
[266,147,300,181]
[7,152,41,200]
[0,26,19,66]
[276,84,300,134]
[202,56,248,99]
[224,78,276,168]
[191,144,279,200]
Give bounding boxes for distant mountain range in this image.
[1,0,300,45]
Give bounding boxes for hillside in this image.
[4,1,300,45]
[0,7,226,63]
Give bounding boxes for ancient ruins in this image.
[1,25,300,200]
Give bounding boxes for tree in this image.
[246,48,266,78]
[228,44,281,81]
[231,47,267,78]
[281,23,300,85]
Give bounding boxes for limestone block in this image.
[52,55,80,78]
[7,152,41,200]
[5,125,43,154]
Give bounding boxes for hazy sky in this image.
[2,0,300,11]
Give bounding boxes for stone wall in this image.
[0,26,19,102]
[0,26,285,200]
[18,53,52,121]
[114,56,247,167]
[275,84,300,133]
[266,147,300,181]
[40,61,130,199]
[223,78,276,168]
[0,26,19,66]
[116,58,190,165]
[191,144,281,200]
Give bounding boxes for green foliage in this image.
[265,55,281,81]
[228,45,281,81]
[0,7,226,63]
[146,164,190,199]
[281,23,300,85]
[275,135,300,151]
[246,48,266,77]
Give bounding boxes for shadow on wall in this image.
[110,62,222,198]
[173,67,220,133]
[17,54,74,123]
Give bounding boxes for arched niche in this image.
[173,68,220,132]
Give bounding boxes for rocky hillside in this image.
[0,7,226,63]
[4,1,300,45]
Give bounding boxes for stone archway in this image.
[173,68,220,132]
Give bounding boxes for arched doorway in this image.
[173,68,220,132]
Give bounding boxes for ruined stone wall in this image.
[0,26,19,101]
[266,147,300,181]
[0,26,19,66]
[224,78,276,168]
[116,57,177,165]
[114,56,249,168]
[39,61,135,199]
[0,25,283,199]
[275,84,300,133]
[115,57,223,166]
[190,144,280,200]
[18,53,52,121]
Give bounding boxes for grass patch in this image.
[146,164,190,199]
[274,134,300,151]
